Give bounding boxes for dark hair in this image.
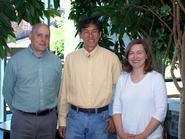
[123,39,153,73]
[78,17,102,33]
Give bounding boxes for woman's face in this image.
[128,44,147,70]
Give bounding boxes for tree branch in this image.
[162,32,173,75]
[171,0,183,93]
[176,0,185,13]
[138,5,172,32]
[173,1,177,43]
[176,3,182,44]
[159,0,165,5]
[170,45,182,93]
[149,16,155,36]
[180,32,185,83]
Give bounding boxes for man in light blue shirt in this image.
[3,23,62,139]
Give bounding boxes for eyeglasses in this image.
[81,29,99,36]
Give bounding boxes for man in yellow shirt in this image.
[58,17,122,139]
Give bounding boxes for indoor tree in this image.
[0,0,60,59]
[68,0,185,138]
[69,0,174,74]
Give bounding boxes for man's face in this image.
[79,24,101,52]
[29,25,50,54]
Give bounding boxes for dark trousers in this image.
[10,110,57,139]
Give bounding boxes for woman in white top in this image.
[113,39,167,139]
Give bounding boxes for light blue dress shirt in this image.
[3,46,62,112]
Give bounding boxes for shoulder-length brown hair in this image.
[123,39,153,74]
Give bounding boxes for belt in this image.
[19,108,55,116]
[71,104,108,113]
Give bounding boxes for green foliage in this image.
[13,0,60,24]
[0,0,16,58]
[69,0,178,72]
[50,16,64,59]
[69,1,126,62]
[51,38,64,59]
[0,0,60,58]
[160,5,171,17]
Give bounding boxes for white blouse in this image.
[113,71,167,138]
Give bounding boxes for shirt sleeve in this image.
[152,73,167,122]
[109,54,122,115]
[112,55,122,85]
[56,58,62,95]
[108,85,116,116]
[2,60,16,111]
[113,75,124,114]
[58,56,70,126]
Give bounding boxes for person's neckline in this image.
[129,72,147,84]
[83,45,99,57]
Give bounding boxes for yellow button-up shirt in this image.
[58,45,122,126]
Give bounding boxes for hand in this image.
[106,116,116,133]
[58,126,66,138]
[134,133,147,139]
[119,132,135,139]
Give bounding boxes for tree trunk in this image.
[178,93,185,138]
[171,1,185,138]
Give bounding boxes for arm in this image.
[56,58,62,95]
[107,55,122,133]
[112,74,134,139]
[106,116,116,133]
[112,54,122,86]
[107,85,116,133]
[2,60,16,111]
[113,114,131,139]
[135,73,167,139]
[113,114,135,139]
[152,73,167,122]
[134,118,160,139]
[57,57,70,138]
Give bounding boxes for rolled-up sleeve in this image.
[152,74,167,122]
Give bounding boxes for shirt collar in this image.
[82,45,99,57]
[28,45,48,58]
